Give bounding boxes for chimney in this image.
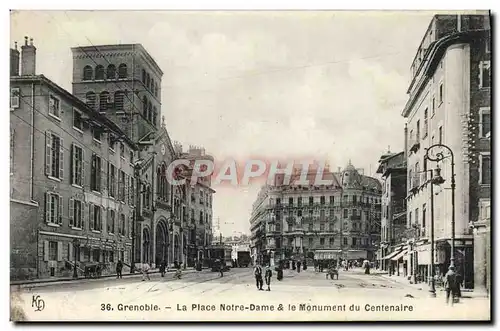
[10,42,20,76]
[21,36,36,76]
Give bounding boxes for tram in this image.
[206,244,232,271]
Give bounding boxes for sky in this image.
[11,10,440,236]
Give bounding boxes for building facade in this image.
[249,163,382,266]
[376,151,407,275]
[401,14,491,289]
[10,38,138,280]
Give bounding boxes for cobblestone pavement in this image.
[11,267,490,321]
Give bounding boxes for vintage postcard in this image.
[9,10,491,322]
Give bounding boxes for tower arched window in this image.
[95,65,105,80]
[142,96,148,118]
[83,65,93,81]
[99,91,110,111]
[142,69,146,84]
[161,164,168,200]
[106,64,116,80]
[118,64,128,78]
[148,101,153,122]
[114,91,125,111]
[85,92,96,109]
[157,167,162,200]
[146,73,150,89]
[153,106,157,127]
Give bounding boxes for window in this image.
[438,83,444,104]
[99,91,110,111]
[142,69,147,84]
[148,102,153,122]
[199,211,204,225]
[329,238,334,247]
[106,64,116,80]
[93,249,100,262]
[69,198,83,228]
[142,96,148,118]
[479,107,491,138]
[431,96,435,116]
[297,210,302,217]
[479,61,491,88]
[352,195,357,204]
[343,209,348,218]
[155,82,159,97]
[85,92,96,109]
[10,129,15,172]
[276,198,281,205]
[308,238,313,246]
[343,237,348,245]
[120,143,125,158]
[49,95,61,118]
[153,107,158,126]
[129,151,134,164]
[109,164,116,197]
[297,197,302,206]
[308,223,313,231]
[10,88,20,109]
[480,153,491,185]
[320,196,325,205]
[422,204,426,229]
[423,108,428,138]
[49,241,58,261]
[82,65,93,81]
[120,214,126,236]
[92,128,102,142]
[352,238,357,246]
[71,144,84,186]
[438,126,443,144]
[320,238,325,246]
[118,64,128,79]
[73,108,83,131]
[329,196,334,205]
[119,170,126,201]
[95,65,105,80]
[320,223,325,231]
[114,91,125,111]
[91,154,102,192]
[309,196,314,205]
[108,210,116,233]
[45,132,63,179]
[416,120,420,141]
[45,192,63,225]
[89,204,102,231]
[146,73,151,89]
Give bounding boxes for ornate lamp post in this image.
[425,144,456,271]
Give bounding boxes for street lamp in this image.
[425,144,456,271]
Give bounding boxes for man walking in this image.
[159,260,166,277]
[265,264,273,291]
[141,262,151,281]
[254,264,264,290]
[444,266,459,305]
[296,260,302,273]
[116,260,123,279]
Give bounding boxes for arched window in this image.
[157,167,162,200]
[148,101,153,122]
[142,69,146,84]
[118,64,128,78]
[142,96,148,118]
[83,65,93,81]
[146,73,150,89]
[99,91,110,111]
[106,64,116,80]
[95,65,105,80]
[150,77,154,92]
[152,106,157,127]
[114,91,125,111]
[85,92,96,109]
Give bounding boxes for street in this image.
[11,267,489,321]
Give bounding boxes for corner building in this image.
[401,14,491,289]
[249,163,382,266]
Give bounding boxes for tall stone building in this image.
[10,37,138,280]
[249,163,382,266]
[401,14,491,289]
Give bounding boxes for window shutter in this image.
[43,241,49,261]
[107,209,111,232]
[45,132,52,175]
[89,203,94,230]
[100,205,105,232]
[58,195,63,225]
[68,243,73,261]
[59,138,64,179]
[101,159,107,193]
[57,241,63,261]
[69,198,74,227]
[44,192,50,223]
[70,144,74,185]
[83,202,88,230]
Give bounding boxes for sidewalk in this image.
[11,267,200,289]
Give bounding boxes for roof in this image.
[11,74,138,150]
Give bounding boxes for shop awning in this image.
[382,249,401,260]
[391,250,408,261]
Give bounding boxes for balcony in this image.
[409,175,421,194]
[409,138,420,153]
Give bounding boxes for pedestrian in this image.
[141,262,151,281]
[444,266,459,305]
[292,260,296,270]
[219,260,224,277]
[159,260,166,277]
[116,260,123,279]
[254,264,264,290]
[265,264,273,291]
[277,261,284,281]
[297,260,301,273]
